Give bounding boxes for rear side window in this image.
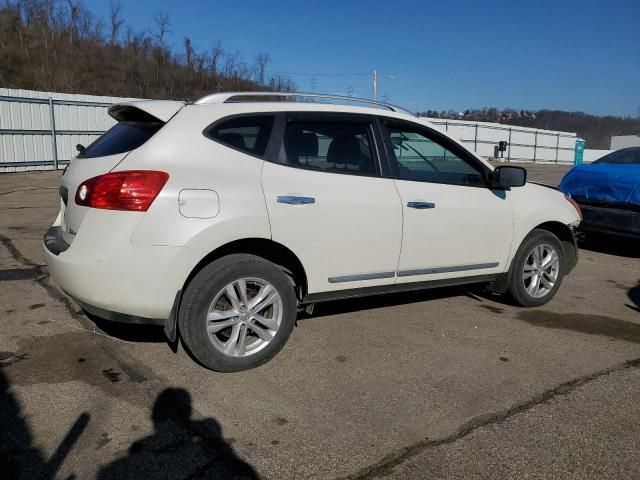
[78,121,163,158]
[282,121,376,175]
[206,115,274,157]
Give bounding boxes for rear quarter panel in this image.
[122,105,272,253]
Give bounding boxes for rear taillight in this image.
[75,170,169,211]
[565,195,582,220]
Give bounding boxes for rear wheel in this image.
[507,229,565,307]
[179,254,297,372]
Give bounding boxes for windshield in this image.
[593,148,640,165]
[78,121,163,158]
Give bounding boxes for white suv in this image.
[44,92,581,371]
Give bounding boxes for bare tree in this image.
[153,11,170,44]
[184,36,194,69]
[109,0,123,44]
[254,52,270,86]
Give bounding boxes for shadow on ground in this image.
[96,388,258,480]
[301,284,499,320]
[0,367,89,479]
[579,233,639,258]
[0,367,257,479]
[516,310,640,344]
[87,313,168,343]
[628,283,640,314]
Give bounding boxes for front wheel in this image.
[507,229,565,307]
[179,254,297,372]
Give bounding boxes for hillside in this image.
[418,108,640,149]
[0,1,294,100]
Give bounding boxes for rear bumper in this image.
[43,219,201,323]
[577,204,640,239]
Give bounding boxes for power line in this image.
[265,70,371,77]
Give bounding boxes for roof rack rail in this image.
[193,91,415,116]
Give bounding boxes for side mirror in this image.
[492,165,526,188]
[76,144,85,153]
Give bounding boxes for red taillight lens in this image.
[565,195,582,220]
[75,171,169,211]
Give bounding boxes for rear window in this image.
[205,115,274,157]
[78,121,163,158]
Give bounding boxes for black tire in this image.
[179,254,297,372]
[507,229,565,307]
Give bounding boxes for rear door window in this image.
[280,118,378,176]
[205,115,274,157]
[78,121,163,158]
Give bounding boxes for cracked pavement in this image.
[1,164,639,479]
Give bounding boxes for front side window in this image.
[206,115,274,157]
[282,121,377,175]
[386,123,485,187]
[79,121,163,158]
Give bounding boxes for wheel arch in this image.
[534,221,578,273]
[182,238,308,301]
[490,220,577,294]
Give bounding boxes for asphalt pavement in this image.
[1,162,638,479]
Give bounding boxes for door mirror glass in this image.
[492,166,526,188]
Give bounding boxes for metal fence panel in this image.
[1,88,580,172]
[426,118,577,163]
[0,88,137,172]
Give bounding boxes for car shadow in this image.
[579,233,639,258]
[299,283,502,320]
[628,283,640,314]
[86,313,168,343]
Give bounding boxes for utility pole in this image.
[372,70,377,102]
[372,70,395,102]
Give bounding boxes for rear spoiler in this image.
[108,100,185,123]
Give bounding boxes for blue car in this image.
[559,147,640,239]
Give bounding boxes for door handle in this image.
[277,195,316,205]
[407,201,436,209]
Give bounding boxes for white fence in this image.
[424,118,578,163]
[0,88,137,173]
[1,88,582,172]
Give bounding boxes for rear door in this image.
[261,112,403,294]
[379,117,514,283]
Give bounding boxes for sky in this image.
[87,0,640,116]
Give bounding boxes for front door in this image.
[380,118,514,283]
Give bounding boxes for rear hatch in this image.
[59,100,184,245]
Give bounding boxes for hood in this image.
[559,163,640,206]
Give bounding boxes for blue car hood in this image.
[559,163,640,207]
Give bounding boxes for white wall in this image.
[1,88,582,172]
[424,118,578,164]
[0,88,137,173]
[611,135,640,150]
[582,149,612,163]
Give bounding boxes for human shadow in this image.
[97,388,258,480]
[0,367,90,480]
